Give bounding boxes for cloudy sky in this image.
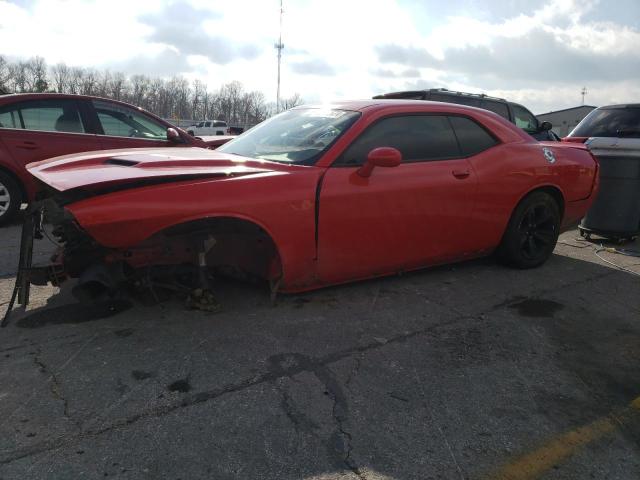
[1,0,639,113]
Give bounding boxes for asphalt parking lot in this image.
[0,223,639,480]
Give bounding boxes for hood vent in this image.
[106,158,140,167]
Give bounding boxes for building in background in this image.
[536,105,597,137]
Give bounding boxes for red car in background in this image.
[18,100,598,309]
[0,93,230,224]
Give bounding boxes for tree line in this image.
[0,55,303,126]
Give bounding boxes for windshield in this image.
[217,108,361,164]
[571,107,640,138]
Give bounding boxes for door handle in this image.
[452,169,470,179]
[16,142,38,150]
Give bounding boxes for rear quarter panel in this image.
[468,141,597,249]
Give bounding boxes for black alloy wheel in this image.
[519,203,557,261]
[498,191,561,269]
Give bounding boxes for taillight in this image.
[561,136,588,143]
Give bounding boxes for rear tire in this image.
[498,191,561,269]
[0,172,21,226]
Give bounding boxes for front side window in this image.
[449,116,498,156]
[93,100,166,140]
[0,99,85,133]
[337,115,460,166]
[218,108,360,165]
[511,104,539,133]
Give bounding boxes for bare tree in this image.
[280,93,303,111]
[8,62,27,93]
[0,55,12,92]
[80,69,98,95]
[68,67,85,94]
[0,56,273,126]
[51,63,70,93]
[24,57,48,92]
[109,72,126,100]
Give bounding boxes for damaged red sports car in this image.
[9,100,599,313]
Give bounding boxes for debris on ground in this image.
[185,288,221,313]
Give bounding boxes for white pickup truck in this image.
[187,120,228,136]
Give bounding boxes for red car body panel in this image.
[27,100,599,292]
[0,93,213,201]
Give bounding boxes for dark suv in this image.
[373,89,558,141]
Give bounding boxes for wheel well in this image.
[499,186,566,244]
[154,216,283,282]
[531,186,565,218]
[0,166,26,203]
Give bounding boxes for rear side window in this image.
[449,116,498,156]
[213,121,227,127]
[337,115,460,166]
[571,107,640,138]
[0,99,85,133]
[0,109,20,129]
[480,100,509,119]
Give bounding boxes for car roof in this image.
[0,92,147,110]
[295,99,501,112]
[597,103,640,109]
[294,99,524,119]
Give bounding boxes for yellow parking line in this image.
[489,396,640,480]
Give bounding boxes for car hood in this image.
[197,135,235,148]
[27,147,291,193]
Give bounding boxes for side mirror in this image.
[167,127,183,143]
[357,147,402,177]
[540,121,552,132]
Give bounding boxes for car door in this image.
[317,114,480,284]
[90,99,176,150]
[0,98,101,169]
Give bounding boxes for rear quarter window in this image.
[449,116,498,156]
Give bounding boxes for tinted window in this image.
[0,99,85,133]
[571,107,640,138]
[94,100,166,140]
[481,100,509,119]
[0,109,20,129]
[511,104,538,133]
[449,116,498,156]
[205,121,212,127]
[338,115,460,166]
[213,121,227,127]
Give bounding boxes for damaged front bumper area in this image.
[2,191,284,326]
[2,195,109,326]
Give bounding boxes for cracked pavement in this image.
[1,223,639,479]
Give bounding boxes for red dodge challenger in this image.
[12,100,599,310]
